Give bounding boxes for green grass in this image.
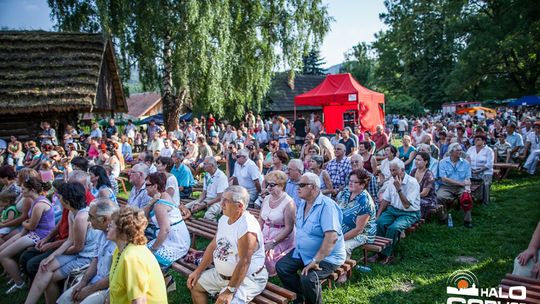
[1,174,539,303]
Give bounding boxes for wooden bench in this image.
[184,218,356,289]
[425,204,444,221]
[116,176,129,194]
[494,162,520,180]
[499,273,540,304]
[170,253,297,304]
[404,219,425,235]
[359,236,392,265]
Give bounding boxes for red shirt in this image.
[85,189,95,206]
[58,209,70,240]
[372,132,389,150]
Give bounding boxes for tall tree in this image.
[340,42,375,87]
[301,48,326,75]
[48,0,332,129]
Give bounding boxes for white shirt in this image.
[411,130,428,145]
[398,119,408,131]
[160,146,174,158]
[380,158,404,180]
[233,159,261,193]
[203,169,228,199]
[256,130,268,145]
[148,138,164,154]
[124,124,136,139]
[222,131,237,145]
[166,174,180,205]
[382,173,420,211]
[466,146,494,175]
[526,132,540,151]
[214,212,265,276]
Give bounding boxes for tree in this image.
[48,0,332,130]
[301,48,326,75]
[340,42,375,87]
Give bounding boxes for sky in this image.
[0,0,387,68]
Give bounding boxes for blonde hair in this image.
[265,170,288,187]
[111,207,148,245]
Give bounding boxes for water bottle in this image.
[448,214,454,228]
[356,265,372,273]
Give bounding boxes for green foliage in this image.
[301,48,326,75]
[365,0,540,111]
[340,42,375,87]
[385,93,425,116]
[48,0,332,129]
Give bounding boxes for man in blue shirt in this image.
[285,159,303,205]
[276,172,345,304]
[506,123,524,160]
[437,142,473,228]
[171,151,196,199]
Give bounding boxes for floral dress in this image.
[410,168,437,218]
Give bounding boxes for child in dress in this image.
[39,160,54,183]
[0,193,20,240]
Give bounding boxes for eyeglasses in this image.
[351,160,361,164]
[267,183,277,188]
[298,183,313,188]
[145,183,154,187]
[349,180,361,184]
[236,155,246,158]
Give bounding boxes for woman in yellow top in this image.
[106,207,167,304]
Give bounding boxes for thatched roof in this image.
[265,72,325,112]
[0,31,127,115]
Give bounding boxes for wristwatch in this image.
[226,286,237,293]
[311,258,320,265]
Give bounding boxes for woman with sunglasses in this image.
[143,172,190,269]
[258,171,296,276]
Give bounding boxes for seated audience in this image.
[276,172,345,304]
[143,171,190,284]
[170,151,196,199]
[188,186,268,303]
[371,161,420,265]
[0,176,54,294]
[398,135,417,174]
[307,155,333,197]
[285,159,304,204]
[410,152,438,219]
[186,157,228,221]
[258,171,296,276]
[107,207,168,303]
[466,134,494,204]
[25,182,97,304]
[437,143,473,228]
[336,169,376,259]
[231,149,262,204]
[523,122,540,175]
[125,163,152,209]
[326,143,352,193]
[56,198,118,304]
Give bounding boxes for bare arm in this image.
[149,204,171,251]
[187,238,217,289]
[22,201,48,231]
[321,171,334,196]
[270,200,296,245]
[65,212,89,254]
[0,197,30,227]
[344,214,370,241]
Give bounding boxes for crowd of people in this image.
[0,105,538,303]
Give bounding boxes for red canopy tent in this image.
[294,73,385,133]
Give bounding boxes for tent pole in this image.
[294,106,297,121]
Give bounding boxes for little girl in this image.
[0,195,21,240]
[39,160,54,183]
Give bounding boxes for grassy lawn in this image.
[1,174,538,303]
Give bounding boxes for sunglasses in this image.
[298,183,312,188]
[145,183,154,187]
[267,183,277,188]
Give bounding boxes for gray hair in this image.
[225,185,249,208]
[350,153,363,163]
[204,156,217,168]
[448,142,462,154]
[131,163,149,179]
[417,143,431,153]
[288,158,304,172]
[390,160,405,170]
[68,170,91,189]
[237,148,250,157]
[302,172,321,188]
[335,143,346,151]
[91,198,118,217]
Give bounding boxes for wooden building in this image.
[0,31,127,141]
[264,73,325,121]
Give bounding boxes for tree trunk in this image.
[162,35,181,131]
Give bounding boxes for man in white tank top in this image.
[188,186,268,303]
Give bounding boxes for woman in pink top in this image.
[258,170,296,276]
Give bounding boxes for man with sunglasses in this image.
[276,172,345,304]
